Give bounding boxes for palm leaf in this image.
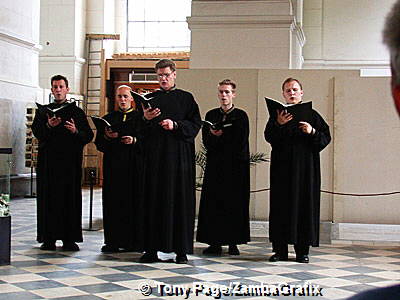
[195,143,269,188]
[250,152,269,167]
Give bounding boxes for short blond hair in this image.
[218,79,236,92]
[116,85,132,92]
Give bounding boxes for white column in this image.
[188,0,305,69]
[114,0,128,54]
[0,0,40,174]
[39,0,87,94]
[87,0,117,58]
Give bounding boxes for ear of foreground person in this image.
[392,82,400,115]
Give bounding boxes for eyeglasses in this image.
[157,72,173,79]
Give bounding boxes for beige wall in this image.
[303,0,395,69]
[177,69,400,225]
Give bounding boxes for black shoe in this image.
[176,254,188,264]
[101,244,120,253]
[203,245,222,255]
[296,255,309,263]
[269,253,288,262]
[40,242,56,251]
[139,252,160,263]
[62,242,80,251]
[228,245,240,255]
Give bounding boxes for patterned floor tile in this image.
[3,193,400,299]
[0,283,25,293]
[94,273,145,282]
[13,279,67,290]
[0,291,45,300]
[52,276,109,287]
[31,287,90,298]
[0,273,49,283]
[74,283,130,294]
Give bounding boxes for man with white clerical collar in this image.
[197,79,251,256]
[94,85,140,252]
[265,77,331,263]
[32,74,93,251]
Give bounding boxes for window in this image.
[127,0,191,52]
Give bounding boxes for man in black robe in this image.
[94,85,140,252]
[264,78,331,263]
[32,75,93,251]
[197,79,250,256]
[138,59,201,264]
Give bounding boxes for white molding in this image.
[360,68,391,77]
[0,77,39,89]
[0,31,41,51]
[303,59,390,69]
[249,221,400,244]
[187,15,295,28]
[292,22,306,47]
[336,223,400,243]
[39,56,86,65]
[250,221,269,238]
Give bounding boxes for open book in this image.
[202,119,233,131]
[131,91,164,123]
[265,97,313,123]
[90,116,129,134]
[35,101,76,118]
[131,91,153,109]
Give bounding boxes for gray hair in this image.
[383,0,400,84]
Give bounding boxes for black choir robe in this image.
[137,88,201,254]
[32,102,93,243]
[196,107,250,245]
[264,109,331,249]
[94,109,141,249]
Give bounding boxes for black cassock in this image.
[32,102,93,243]
[264,109,331,249]
[197,107,250,245]
[94,109,141,249]
[137,88,201,254]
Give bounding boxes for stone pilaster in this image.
[188,0,305,69]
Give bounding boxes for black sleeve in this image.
[232,111,250,160]
[264,117,292,146]
[72,108,94,146]
[94,114,113,153]
[174,94,202,143]
[202,110,222,153]
[31,111,53,143]
[311,111,331,152]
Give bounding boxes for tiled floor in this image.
[1,189,400,299]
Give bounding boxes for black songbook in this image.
[131,91,164,123]
[90,116,128,133]
[265,97,313,123]
[202,120,233,131]
[35,101,75,118]
[131,91,153,109]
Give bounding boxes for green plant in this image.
[0,194,10,217]
[195,144,269,189]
